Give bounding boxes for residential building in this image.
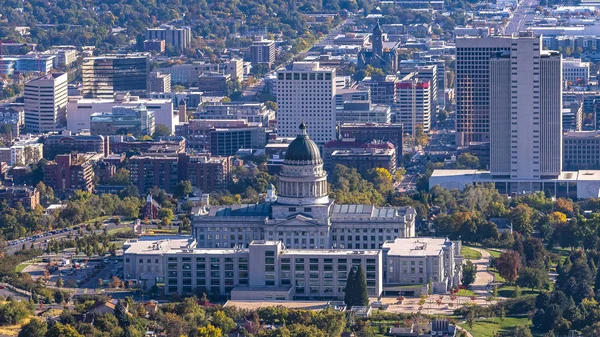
[67,94,176,134]
[90,105,155,137]
[44,132,108,160]
[43,154,95,194]
[157,61,243,86]
[109,136,185,155]
[143,39,166,53]
[489,33,562,179]
[0,106,23,139]
[24,73,68,133]
[338,123,403,149]
[276,62,337,144]
[192,124,416,250]
[455,34,512,145]
[336,101,391,124]
[129,155,179,193]
[148,72,171,93]
[145,25,191,50]
[382,238,462,294]
[194,102,274,125]
[0,185,40,210]
[82,54,149,98]
[195,73,230,96]
[123,238,383,299]
[47,48,78,68]
[396,78,432,133]
[563,57,590,84]
[184,155,232,193]
[250,37,276,66]
[398,64,439,114]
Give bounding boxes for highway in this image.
[504,0,540,34]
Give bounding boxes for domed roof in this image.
[284,123,322,165]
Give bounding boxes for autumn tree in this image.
[197,324,222,337]
[496,250,522,283]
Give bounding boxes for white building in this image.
[562,58,590,85]
[146,25,192,50]
[276,62,337,145]
[396,79,432,133]
[24,73,68,133]
[192,123,416,250]
[489,33,562,179]
[382,238,462,294]
[66,93,177,134]
[123,237,383,299]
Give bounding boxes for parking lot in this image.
[23,256,123,289]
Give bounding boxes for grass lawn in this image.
[461,316,533,337]
[147,228,179,235]
[15,258,42,273]
[498,285,542,298]
[462,246,482,260]
[456,288,475,297]
[487,249,502,259]
[106,227,132,235]
[489,267,506,283]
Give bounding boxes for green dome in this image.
[284,123,322,165]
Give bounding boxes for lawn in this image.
[461,316,532,337]
[15,258,41,273]
[462,247,482,260]
[455,288,475,297]
[489,267,506,283]
[498,286,543,298]
[487,249,502,259]
[106,227,132,235]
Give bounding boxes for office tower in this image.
[490,33,562,179]
[24,73,68,132]
[455,36,512,145]
[145,25,192,50]
[276,62,336,144]
[148,71,171,93]
[396,77,432,134]
[251,37,276,66]
[82,54,149,98]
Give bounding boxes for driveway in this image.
[468,248,494,296]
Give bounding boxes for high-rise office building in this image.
[396,77,432,134]
[250,37,276,66]
[24,73,68,132]
[489,33,562,179]
[82,54,149,98]
[455,36,512,146]
[276,62,336,145]
[145,25,191,50]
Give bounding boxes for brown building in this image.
[43,154,95,194]
[144,39,166,53]
[44,133,109,160]
[129,153,232,194]
[338,122,403,148]
[0,185,40,210]
[324,139,397,173]
[110,136,185,155]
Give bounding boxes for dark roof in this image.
[209,203,270,217]
[284,123,322,165]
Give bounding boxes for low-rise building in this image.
[44,132,108,160]
[336,101,391,124]
[382,238,462,294]
[175,119,267,154]
[0,185,40,210]
[330,146,397,175]
[564,130,600,170]
[338,123,403,148]
[123,238,383,300]
[194,102,274,125]
[90,105,155,137]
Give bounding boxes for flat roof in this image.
[123,236,194,254]
[382,237,451,257]
[282,249,380,256]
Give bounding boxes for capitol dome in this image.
[284,123,322,165]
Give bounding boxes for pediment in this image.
[271,214,320,227]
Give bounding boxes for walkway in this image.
[468,248,495,296]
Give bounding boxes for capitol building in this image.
[192,123,416,250]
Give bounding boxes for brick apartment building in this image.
[43,154,95,194]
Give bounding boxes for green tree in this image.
[18,318,47,337]
[512,326,533,337]
[212,310,235,333]
[46,322,84,337]
[153,124,171,137]
[174,180,193,198]
[344,268,355,307]
[366,167,394,194]
[109,168,131,185]
[461,260,477,287]
[516,267,549,290]
[456,153,480,169]
[509,204,536,237]
[354,265,369,307]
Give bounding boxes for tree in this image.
[174,180,193,198]
[461,260,477,287]
[18,318,47,337]
[109,168,131,185]
[212,310,235,333]
[344,268,355,307]
[457,153,480,169]
[366,168,394,194]
[496,250,522,283]
[414,124,429,147]
[516,267,549,290]
[153,124,171,137]
[45,322,84,337]
[354,265,369,307]
[509,204,536,237]
[56,277,64,288]
[512,326,533,337]
[197,324,221,337]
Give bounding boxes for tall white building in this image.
[490,33,562,179]
[276,62,337,145]
[24,73,68,133]
[396,78,432,134]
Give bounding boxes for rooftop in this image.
[123,236,195,254]
[382,237,453,257]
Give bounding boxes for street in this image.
[504,0,540,34]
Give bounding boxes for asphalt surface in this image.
[504,0,540,34]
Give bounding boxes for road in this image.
[504,0,540,34]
